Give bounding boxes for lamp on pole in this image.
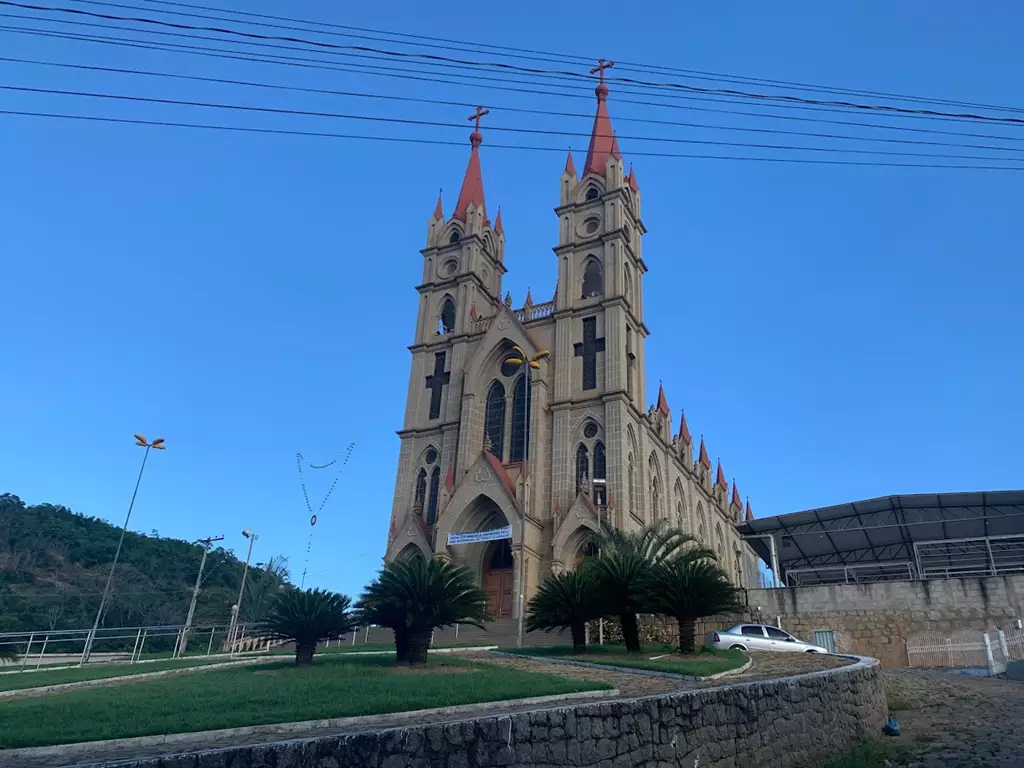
[228,529,258,654]
[503,344,549,649]
[81,434,165,665]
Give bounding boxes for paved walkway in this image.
[883,670,1024,767]
[1,651,848,768]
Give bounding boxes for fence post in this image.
[35,633,50,670]
[20,633,34,670]
[351,630,356,646]
[134,629,148,663]
[983,633,997,675]
[206,627,215,656]
[364,625,369,644]
[998,630,1010,659]
[946,638,953,667]
[129,628,142,664]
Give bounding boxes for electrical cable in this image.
[6,0,1024,126]
[5,54,1024,155]
[4,107,1024,171]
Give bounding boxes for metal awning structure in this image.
[736,490,1024,586]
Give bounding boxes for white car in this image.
[706,623,829,653]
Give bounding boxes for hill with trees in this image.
[0,493,289,635]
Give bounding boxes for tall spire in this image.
[715,460,728,490]
[453,106,489,223]
[731,480,741,508]
[432,189,444,221]
[565,148,577,176]
[493,207,503,234]
[583,59,622,177]
[698,437,711,469]
[678,410,692,444]
[745,499,754,522]
[656,381,670,415]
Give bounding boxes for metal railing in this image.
[0,622,276,670]
[905,625,1021,675]
[785,561,916,586]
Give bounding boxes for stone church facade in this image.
[385,77,761,620]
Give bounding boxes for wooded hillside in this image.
[0,493,289,634]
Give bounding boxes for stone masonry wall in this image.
[749,574,1024,668]
[115,657,885,768]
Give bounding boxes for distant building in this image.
[384,70,760,620]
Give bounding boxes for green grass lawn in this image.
[0,654,611,749]
[0,656,250,693]
[506,645,748,677]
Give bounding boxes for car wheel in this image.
[729,644,746,651]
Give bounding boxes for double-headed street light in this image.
[502,344,549,649]
[81,434,166,664]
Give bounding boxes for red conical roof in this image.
[731,481,741,508]
[656,381,670,415]
[565,149,577,176]
[583,82,622,177]
[698,438,711,468]
[626,165,639,191]
[678,410,692,444]
[453,131,487,223]
[715,461,727,490]
[432,189,444,220]
[494,207,503,234]
[524,288,533,306]
[745,500,754,522]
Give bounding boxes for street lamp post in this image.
[228,529,258,654]
[503,345,549,649]
[81,434,165,665]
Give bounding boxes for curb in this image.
[328,646,497,656]
[1,687,616,762]
[487,650,753,681]
[0,657,282,700]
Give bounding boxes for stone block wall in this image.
[118,657,885,768]
[748,575,1024,668]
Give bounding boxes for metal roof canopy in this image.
[736,490,1024,582]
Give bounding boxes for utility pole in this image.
[176,535,224,657]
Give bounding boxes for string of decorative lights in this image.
[296,442,355,587]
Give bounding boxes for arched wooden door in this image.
[483,540,514,619]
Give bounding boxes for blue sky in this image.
[1,1,1020,599]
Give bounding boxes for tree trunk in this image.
[620,612,641,653]
[295,640,315,667]
[678,617,696,654]
[393,628,410,664]
[570,621,586,654]
[407,629,431,665]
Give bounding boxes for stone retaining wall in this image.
[108,656,885,768]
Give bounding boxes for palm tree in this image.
[356,556,489,665]
[526,569,603,654]
[264,588,353,666]
[645,557,742,653]
[587,520,701,653]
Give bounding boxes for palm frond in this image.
[264,587,354,646]
[526,570,603,633]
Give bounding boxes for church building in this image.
[385,67,761,621]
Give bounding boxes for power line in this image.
[7,0,1024,126]
[6,55,1024,156]
[127,0,1024,116]
[9,82,1024,163]
[5,108,1024,171]
[6,20,1024,145]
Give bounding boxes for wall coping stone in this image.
[488,650,754,680]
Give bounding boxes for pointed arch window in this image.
[586,186,600,201]
[414,469,427,512]
[575,444,589,496]
[650,475,661,522]
[593,441,607,506]
[484,381,506,458]
[581,257,604,299]
[438,297,456,335]
[623,265,633,304]
[426,467,441,525]
[627,453,636,517]
[509,375,531,463]
[449,230,461,244]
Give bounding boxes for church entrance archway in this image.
[483,539,515,619]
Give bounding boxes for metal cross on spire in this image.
[590,58,614,84]
[469,106,489,132]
